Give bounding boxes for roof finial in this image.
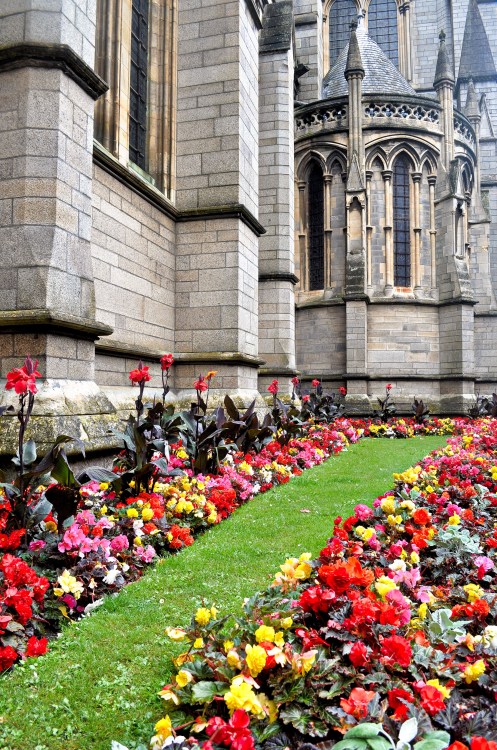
[345,18,364,79]
[434,28,455,88]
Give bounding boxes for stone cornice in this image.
[0,43,108,100]
[259,272,299,285]
[174,352,266,369]
[0,310,113,340]
[93,142,266,236]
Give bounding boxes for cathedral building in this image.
[0,0,496,450]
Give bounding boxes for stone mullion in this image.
[428,175,437,290]
[412,171,422,293]
[383,169,393,294]
[366,170,373,291]
[324,174,333,288]
[297,180,308,290]
[399,1,412,82]
[94,0,121,153]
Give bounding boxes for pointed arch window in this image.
[329,0,357,69]
[367,0,399,68]
[308,163,325,291]
[129,0,150,170]
[393,155,411,286]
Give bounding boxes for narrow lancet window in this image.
[393,155,411,286]
[368,0,399,67]
[329,0,357,69]
[129,0,149,169]
[308,163,325,291]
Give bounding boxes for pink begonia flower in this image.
[28,540,46,552]
[475,555,494,579]
[446,503,463,516]
[61,593,77,610]
[386,589,411,626]
[354,504,373,521]
[134,545,156,564]
[110,535,130,553]
[415,586,432,603]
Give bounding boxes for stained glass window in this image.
[129,0,149,169]
[368,0,399,67]
[308,163,325,291]
[329,0,357,69]
[393,155,411,286]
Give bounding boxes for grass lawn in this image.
[0,435,447,750]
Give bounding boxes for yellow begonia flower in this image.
[224,678,264,715]
[195,607,211,626]
[55,570,84,599]
[245,644,267,677]
[426,679,451,699]
[127,508,139,518]
[100,505,108,515]
[165,627,187,641]
[224,640,234,652]
[410,551,420,564]
[418,603,428,620]
[227,650,242,669]
[448,514,460,526]
[464,659,486,683]
[362,528,375,542]
[281,617,293,629]
[387,514,403,526]
[375,576,397,599]
[255,625,275,643]
[133,536,143,546]
[380,498,396,515]
[258,694,278,723]
[193,638,204,649]
[464,583,484,603]
[175,670,193,688]
[292,650,316,675]
[274,631,285,647]
[141,507,154,521]
[99,482,109,491]
[154,715,172,739]
[159,687,180,705]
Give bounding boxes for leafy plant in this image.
[412,399,430,425]
[374,384,397,423]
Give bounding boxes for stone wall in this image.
[367,304,440,375]
[295,305,346,376]
[91,165,176,357]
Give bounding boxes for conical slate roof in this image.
[323,23,416,99]
[458,0,496,83]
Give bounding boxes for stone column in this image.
[383,169,394,294]
[0,0,116,453]
[428,175,437,291]
[412,171,422,294]
[258,1,297,390]
[174,0,264,398]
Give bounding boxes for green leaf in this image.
[191,680,228,703]
[22,439,37,466]
[414,738,450,750]
[79,467,119,484]
[346,724,383,738]
[333,740,368,750]
[366,738,392,750]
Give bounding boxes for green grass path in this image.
[0,435,446,750]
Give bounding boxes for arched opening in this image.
[367,0,399,68]
[308,163,325,291]
[393,154,411,286]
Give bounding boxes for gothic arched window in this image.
[393,155,411,286]
[308,163,325,291]
[129,0,150,170]
[329,0,357,69]
[368,0,399,68]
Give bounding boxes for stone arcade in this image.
[0,0,496,451]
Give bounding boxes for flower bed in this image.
[143,419,497,750]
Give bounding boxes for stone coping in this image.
[0,310,113,340]
[0,42,108,99]
[94,141,266,236]
[95,341,266,369]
